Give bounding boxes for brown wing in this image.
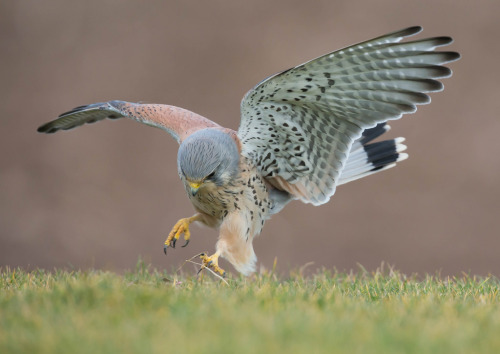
[37,100,220,143]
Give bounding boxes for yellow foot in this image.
[198,253,226,277]
[163,215,199,254]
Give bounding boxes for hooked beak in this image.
[188,181,201,196]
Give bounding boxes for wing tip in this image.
[446,51,461,63]
[388,26,423,40]
[404,25,423,36]
[378,26,422,44]
[37,101,123,134]
[37,122,58,134]
[433,36,454,46]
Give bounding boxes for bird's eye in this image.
[206,171,216,180]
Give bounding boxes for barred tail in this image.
[338,123,408,185]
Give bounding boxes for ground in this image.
[1,261,499,354]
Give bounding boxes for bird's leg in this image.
[164,214,201,254]
[198,251,225,277]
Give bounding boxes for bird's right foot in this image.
[163,215,200,254]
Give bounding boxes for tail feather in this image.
[357,123,390,146]
[338,124,408,185]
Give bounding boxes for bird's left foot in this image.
[198,252,226,277]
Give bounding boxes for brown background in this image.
[1,0,499,277]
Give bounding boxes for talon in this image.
[199,252,225,277]
[163,215,199,255]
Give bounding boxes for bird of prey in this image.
[38,26,459,276]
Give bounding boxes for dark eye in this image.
[206,171,216,180]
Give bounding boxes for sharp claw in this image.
[163,244,168,255]
[172,238,177,248]
[182,239,190,248]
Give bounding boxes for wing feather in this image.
[38,100,220,143]
[37,102,124,134]
[238,26,459,205]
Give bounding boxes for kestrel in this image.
[38,27,459,276]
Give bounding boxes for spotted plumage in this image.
[37,27,459,276]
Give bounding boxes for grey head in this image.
[177,129,240,195]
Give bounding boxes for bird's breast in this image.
[183,159,273,239]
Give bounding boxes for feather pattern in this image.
[37,100,219,143]
[238,26,459,205]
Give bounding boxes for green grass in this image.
[1,262,499,354]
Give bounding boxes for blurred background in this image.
[1,0,499,277]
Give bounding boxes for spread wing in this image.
[38,100,220,143]
[238,26,460,205]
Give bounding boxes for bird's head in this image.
[177,129,240,196]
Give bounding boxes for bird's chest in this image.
[187,164,272,237]
[188,186,234,220]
